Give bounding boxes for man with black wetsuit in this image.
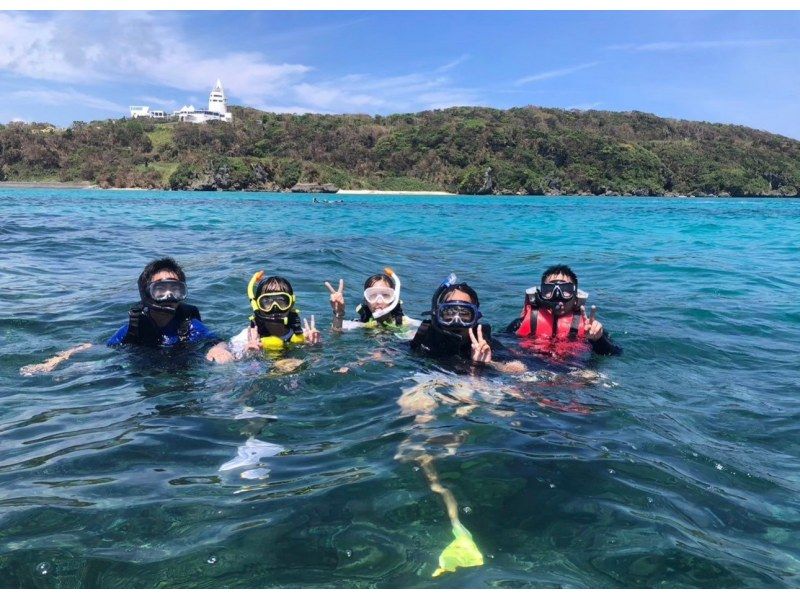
[20,257,218,376]
[107,257,217,347]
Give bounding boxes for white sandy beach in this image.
[337,189,453,195]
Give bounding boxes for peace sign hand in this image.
[246,322,261,351]
[581,305,604,340]
[324,279,345,316]
[302,315,322,345]
[468,324,492,364]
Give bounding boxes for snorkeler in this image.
[410,274,525,373]
[398,275,526,577]
[325,267,421,333]
[506,264,621,357]
[20,257,217,375]
[206,271,321,364]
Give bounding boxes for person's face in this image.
[439,289,478,333]
[444,289,473,303]
[543,272,576,314]
[148,270,182,307]
[366,280,394,311]
[150,270,180,284]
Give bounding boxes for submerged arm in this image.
[20,343,93,376]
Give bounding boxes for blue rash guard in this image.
[107,318,217,347]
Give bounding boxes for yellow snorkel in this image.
[248,271,265,312]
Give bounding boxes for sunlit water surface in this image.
[1,189,799,588]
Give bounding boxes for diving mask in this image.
[364,286,396,305]
[435,301,481,328]
[146,279,187,303]
[540,281,576,301]
[370,267,401,320]
[255,292,295,313]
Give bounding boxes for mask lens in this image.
[438,303,477,326]
[257,293,292,312]
[541,282,575,300]
[148,280,187,302]
[364,287,395,304]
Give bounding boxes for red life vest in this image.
[516,303,586,340]
[516,303,588,359]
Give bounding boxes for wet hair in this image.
[138,257,185,293]
[541,264,578,286]
[363,273,395,290]
[441,283,479,306]
[256,275,294,295]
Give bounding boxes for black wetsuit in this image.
[505,316,622,356]
[410,321,508,362]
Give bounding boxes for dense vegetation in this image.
[2,105,799,196]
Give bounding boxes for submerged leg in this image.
[416,454,484,577]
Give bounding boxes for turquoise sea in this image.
[1,189,800,588]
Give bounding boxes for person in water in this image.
[410,274,525,373]
[505,264,621,356]
[20,257,217,375]
[106,257,217,348]
[206,271,321,364]
[325,267,421,333]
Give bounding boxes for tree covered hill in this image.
[2,105,799,197]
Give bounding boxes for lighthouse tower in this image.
[208,79,233,122]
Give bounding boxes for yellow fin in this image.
[432,522,484,577]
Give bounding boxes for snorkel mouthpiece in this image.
[371,266,401,320]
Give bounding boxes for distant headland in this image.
[1,105,799,198]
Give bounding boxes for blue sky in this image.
[1,11,799,139]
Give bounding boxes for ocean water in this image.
[1,189,799,588]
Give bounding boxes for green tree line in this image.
[1,105,799,197]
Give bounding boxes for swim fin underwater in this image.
[417,453,484,577]
[433,520,484,577]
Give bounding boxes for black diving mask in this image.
[435,301,481,328]
[539,282,576,301]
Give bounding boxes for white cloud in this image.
[566,101,602,110]
[608,39,796,52]
[139,95,178,108]
[0,12,309,100]
[514,62,600,85]
[0,12,484,117]
[9,89,126,113]
[435,54,471,73]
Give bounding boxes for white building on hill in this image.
[129,106,167,119]
[129,80,233,124]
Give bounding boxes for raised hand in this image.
[468,325,492,363]
[246,322,261,351]
[581,305,604,340]
[324,279,345,315]
[302,315,321,345]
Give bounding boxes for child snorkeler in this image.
[206,271,321,365]
[409,273,525,373]
[325,267,421,334]
[396,274,525,577]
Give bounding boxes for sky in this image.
[1,10,799,139]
